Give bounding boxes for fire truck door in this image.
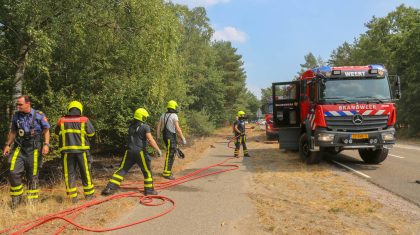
[272,81,300,128]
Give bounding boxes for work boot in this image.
[163,174,175,180]
[234,154,239,158]
[11,196,22,210]
[144,188,158,196]
[416,180,420,184]
[101,187,117,196]
[244,154,251,157]
[85,194,95,201]
[71,197,79,204]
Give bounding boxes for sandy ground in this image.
[2,126,420,234]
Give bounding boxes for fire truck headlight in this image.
[382,133,395,141]
[318,133,335,142]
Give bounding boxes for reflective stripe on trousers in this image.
[163,132,177,177]
[63,152,94,198]
[8,145,41,199]
[106,150,154,190]
[234,135,248,156]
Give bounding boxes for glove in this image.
[182,137,187,145]
[3,145,10,157]
[157,149,162,158]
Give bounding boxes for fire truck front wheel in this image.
[358,148,389,164]
[299,133,322,164]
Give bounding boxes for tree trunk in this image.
[12,43,29,112]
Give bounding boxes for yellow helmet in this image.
[237,110,245,117]
[167,100,178,110]
[134,108,149,122]
[68,101,83,114]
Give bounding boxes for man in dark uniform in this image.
[55,101,95,203]
[233,110,250,158]
[2,95,50,209]
[101,108,162,196]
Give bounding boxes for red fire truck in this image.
[272,65,401,164]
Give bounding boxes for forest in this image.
[0,1,260,151]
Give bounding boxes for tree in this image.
[295,52,325,79]
[328,42,355,66]
[260,87,272,106]
[0,0,184,147]
[213,41,248,121]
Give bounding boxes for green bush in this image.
[186,110,215,136]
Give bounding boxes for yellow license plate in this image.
[352,134,369,139]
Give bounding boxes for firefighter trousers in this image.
[234,135,248,157]
[106,150,154,191]
[162,132,177,177]
[62,152,94,198]
[8,145,42,200]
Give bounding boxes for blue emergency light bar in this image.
[311,64,386,78]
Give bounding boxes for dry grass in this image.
[245,130,420,234]
[0,127,230,233]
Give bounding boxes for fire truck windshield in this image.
[320,77,391,102]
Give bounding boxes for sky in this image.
[170,0,420,99]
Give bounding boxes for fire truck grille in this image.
[325,115,389,132]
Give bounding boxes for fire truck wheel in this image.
[358,148,389,164]
[299,133,322,164]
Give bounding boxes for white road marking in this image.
[389,154,404,159]
[332,160,371,178]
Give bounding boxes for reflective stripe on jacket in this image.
[57,116,95,152]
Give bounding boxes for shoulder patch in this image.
[37,111,43,114]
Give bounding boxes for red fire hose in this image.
[0,157,239,234]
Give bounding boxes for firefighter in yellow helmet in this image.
[55,101,95,203]
[102,108,162,196]
[233,110,250,157]
[157,100,186,180]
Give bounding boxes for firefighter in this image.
[101,108,162,196]
[157,100,186,180]
[55,101,95,203]
[2,95,50,209]
[233,110,250,158]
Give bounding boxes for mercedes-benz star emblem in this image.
[352,114,363,125]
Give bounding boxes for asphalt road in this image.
[328,143,420,206]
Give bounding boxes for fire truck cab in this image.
[272,65,401,164]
